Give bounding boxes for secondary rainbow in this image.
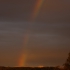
[18,0,44,67]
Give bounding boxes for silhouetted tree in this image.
[64,52,70,70]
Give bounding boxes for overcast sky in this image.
[0,0,70,67]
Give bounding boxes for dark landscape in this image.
[0,67,62,70]
[0,66,69,70]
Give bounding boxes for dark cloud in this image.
[0,0,70,67]
[0,0,70,22]
[0,21,70,66]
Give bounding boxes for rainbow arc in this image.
[18,0,44,67]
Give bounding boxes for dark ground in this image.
[0,66,64,70]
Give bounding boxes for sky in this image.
[0,0,70,67]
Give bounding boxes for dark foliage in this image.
[64,52,70,70]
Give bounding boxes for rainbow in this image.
[30,0,44,21]
[18,0,44,67]
[18,31,30,67]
